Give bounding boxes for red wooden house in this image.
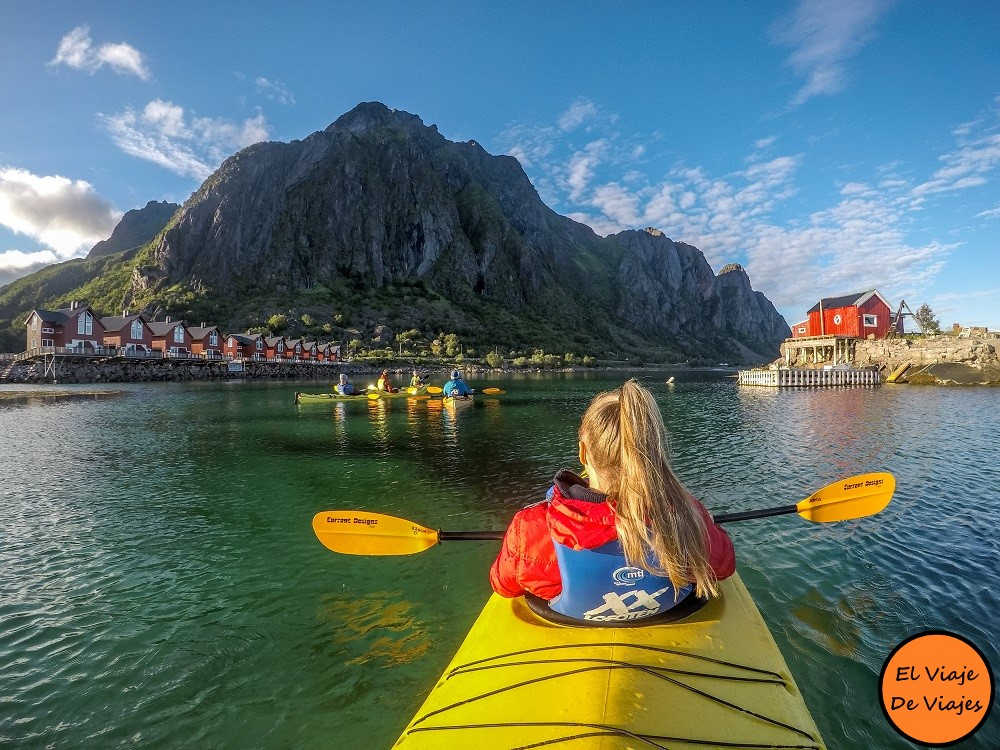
[224,334,254,359]
[100,312,154,354]
[301,341,319,360]
[25,301,105,352]
[317,343,339,362]
[284,338,304,360]
[188,324,224,358]
[149,317,193,357]
[793,290,893,339]
[265,336,286,360]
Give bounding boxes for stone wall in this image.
[0,358,342,384]
[853,335,998,371]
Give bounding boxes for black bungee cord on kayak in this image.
[450,656,786,685]
[447,641,785,681]
[409,642,818,746]
[406,721,821,750]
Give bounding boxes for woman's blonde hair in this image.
[579,379,718,599]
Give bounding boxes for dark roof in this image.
[807,290,874,313]
[188,325,220,339]
[100,314,145,331]
[148,320,186,336]
[227,334,254,345]
[29,308,69,324]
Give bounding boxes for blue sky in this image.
[1,0,998,327]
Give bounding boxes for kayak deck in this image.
[396,574,825,749]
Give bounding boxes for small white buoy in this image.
[666,376,675,384]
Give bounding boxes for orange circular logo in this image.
[880,631,994,746]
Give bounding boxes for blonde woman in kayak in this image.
[489,379,734,622]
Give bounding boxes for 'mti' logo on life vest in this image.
[612,566,645,586]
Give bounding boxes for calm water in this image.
[1,373,997,749]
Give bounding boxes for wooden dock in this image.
[738,368,881,387]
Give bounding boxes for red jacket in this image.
[489,471,736,600]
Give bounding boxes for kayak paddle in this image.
[480,387,505,395]
[426,386,443,394]
[312,472,895,556]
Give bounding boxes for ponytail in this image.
[579,379,718,599]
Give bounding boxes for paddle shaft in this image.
[435,504,799,540]
[713,504,797,524]
[439,530,505,541]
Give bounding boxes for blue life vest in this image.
[336,383,354,395]
[548,539,693,623]
[443,379,471,396]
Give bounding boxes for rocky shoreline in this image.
[778,334,999,386]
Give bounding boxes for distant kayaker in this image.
[442,369,472,397]
[334,373,355,395]
[489,379,735,623]
[376,369,397,393]
[409,370,425,389]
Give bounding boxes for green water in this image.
[1,373,997,748]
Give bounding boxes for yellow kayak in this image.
[295,387,426,404]
[395,573,825,749]
[442,394,474,408]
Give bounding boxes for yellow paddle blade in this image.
[480,387,505,395]
[367,391,381,400]
[426,386,443,394]
[312,511,440,555]
[796,472,895,522]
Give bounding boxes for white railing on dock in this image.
[738,368,881,387]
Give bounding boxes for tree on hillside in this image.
[267,313,288,334]
[485,351,503,368]
[444,333,460,356]
[915,303,940,334]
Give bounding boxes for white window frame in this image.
[797,326,806,334]
[863,314,878,327]
[832,313,843,325]
[173,326,185,343]
[77,312,93,335]
[130,320,144,340]
[42,327,54,334]
[256,339,263,350]
[41,338,54,347]
[209,332,218,346]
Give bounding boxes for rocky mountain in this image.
[88,200,178,258]
[0,102,789,361]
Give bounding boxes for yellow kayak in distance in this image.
[442,394,474,408]
[395,573,825,749]
[294,387,427,404]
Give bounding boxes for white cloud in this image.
[912,133,1000,196]
[255,76,295,105]
[771,0,893,107]
[0,168,119,255]
[99,99,271,180]
[50,25,150,80]
[566,140,606,201]
[754,136,777,149]
[977,204,1000,219]
[558,98,598,131]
